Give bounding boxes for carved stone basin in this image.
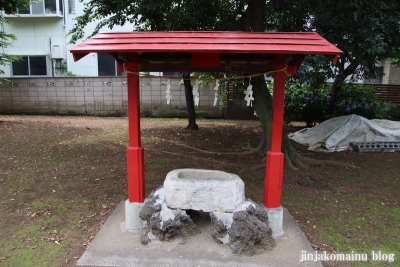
[163,168,245,212]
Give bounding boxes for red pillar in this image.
[125,58,145,203]
[264,63,287,208]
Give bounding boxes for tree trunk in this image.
[240,0,307,168]
[327,56,359,115]
[251,76,355,170]
[182,73,199,131]
[327,58,346,115]
[327,76,344,115]
[251,77,272,155]
[240,0,266,31]
[252,76,308,169]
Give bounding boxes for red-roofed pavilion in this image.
[70,31,341,235]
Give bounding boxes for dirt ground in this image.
[0,115,399,267]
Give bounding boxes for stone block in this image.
[1,91,11,97]
[164,169,245,212]
[94,96,103,101]
[141,89,152,96]
[103,95,113,102]
[93,81,103,87]
[1,96,12,103]
[57,91,66,97]
[55,81,64,87]
[73,91,83,97]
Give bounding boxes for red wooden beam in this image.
[125,56,145,203]
[264,61,287,209]
[192,52,220,66]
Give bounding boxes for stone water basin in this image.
[163,168,245,212]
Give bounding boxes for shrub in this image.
[283,82,330,126]
[333,83,391,120]
[281,82,395,125]
[386,103,400,121]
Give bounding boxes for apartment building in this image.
[1,0,134,78]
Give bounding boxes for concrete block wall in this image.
[139,77,221,118]
[0,77,223,118]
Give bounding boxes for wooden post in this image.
[125,57,145,203]
[264,62,287,208]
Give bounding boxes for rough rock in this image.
[149,208,200,241]
[140,181,275,255]
[140,229,152,245]
[209,211,232,244]
[164,169,245,212]
[139,188,200,244]
[210,201,275,255]
[139,189,161,222]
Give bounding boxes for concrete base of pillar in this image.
[267,206,285,238]
[124,200,144,232]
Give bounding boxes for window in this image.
[163,72,180,76]
[68,0,75,14]
[97,53,126,76]
[364,66,384,84]
[18,5,30,14]
[12,56,48,76]
[15,0,63,16]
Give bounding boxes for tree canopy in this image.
[69,1,244,43]
[264,0,400,106]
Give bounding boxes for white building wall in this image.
[65,0,135,76]
[1,0,136,78]
[382,58,400,85]
[1,17,66,76]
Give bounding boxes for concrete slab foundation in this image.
[77,202,323,267]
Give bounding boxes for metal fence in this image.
[226,82,400,105]
[366,84,400,104]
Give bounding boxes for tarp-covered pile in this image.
[289,114,400,152]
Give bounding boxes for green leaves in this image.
[0,0,30,14]
[68,0,246,43]
[284,81,395,125]
[266,0,400,87]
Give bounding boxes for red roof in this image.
[71,31,341,64]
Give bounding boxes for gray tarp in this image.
[289,114,400,152]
